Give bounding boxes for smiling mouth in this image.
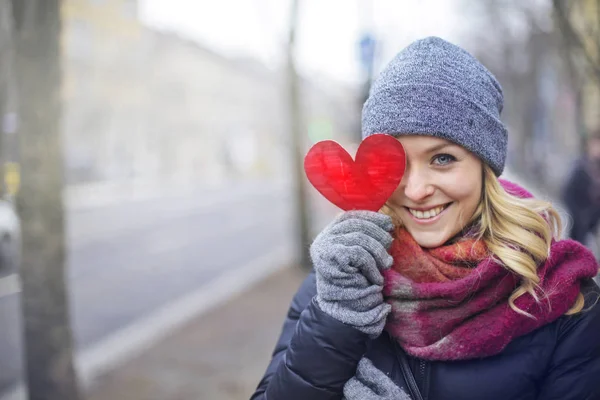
[406,203,452,220]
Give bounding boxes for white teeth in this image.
[408,205,446,220]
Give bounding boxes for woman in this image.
[250,37,600,400]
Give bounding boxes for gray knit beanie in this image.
[362,36,508,176]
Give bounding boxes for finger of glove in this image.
[343,378,376,400]
[316,276,382,304]
[312,220,392,266]
[346,302,391,330]
[355,358,409,398]
[321,299,391,329]
[325,218,393,250]
[312,242,389,285]
[343,377,381,400]
[328,233,394,274]
[333,210,394,233]
[310,239,361,273]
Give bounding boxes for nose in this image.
[401,165,434,202]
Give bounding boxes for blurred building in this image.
[62,0,143,184]
[61,0,360,188]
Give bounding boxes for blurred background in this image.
[0,0,599,399]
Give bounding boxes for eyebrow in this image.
[423,142,457,154]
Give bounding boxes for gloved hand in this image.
[310,210,394,338]
[343,358,411,400]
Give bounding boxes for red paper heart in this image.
[304,134,406,211]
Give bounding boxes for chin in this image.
[409,231,452,248]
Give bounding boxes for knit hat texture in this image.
[362,36,508,176]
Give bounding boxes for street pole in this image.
[287,0,312,269]
[358,0,376,143]
[11,1,81,399]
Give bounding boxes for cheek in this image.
[447,180,477,201]
[442,169,482,206]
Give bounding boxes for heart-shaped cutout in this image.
[304,134,406,211]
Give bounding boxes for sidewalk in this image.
[85,265,309,400]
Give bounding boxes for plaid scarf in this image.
[383,226,598,361]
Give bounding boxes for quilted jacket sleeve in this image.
[536,279,600,400]
[250,270,369,400]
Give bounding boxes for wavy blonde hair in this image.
[476,166,584,316]
[383,164,585,317]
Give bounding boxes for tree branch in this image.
[553,0,600,84]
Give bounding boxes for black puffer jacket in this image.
[251,271,600,400]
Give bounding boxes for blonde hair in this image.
[475,166,584,316]
[382,164,585,316]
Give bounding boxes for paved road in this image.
[68,181,295,349]
[0,180,336,395]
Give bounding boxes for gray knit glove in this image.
[310,210,394,338]
[343,358,411,400]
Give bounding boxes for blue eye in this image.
[432,154,456,166]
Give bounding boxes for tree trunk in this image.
[11,0,81,399]
[287,0,311,269]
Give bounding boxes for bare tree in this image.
[553,0,600,150]
[459,0,587,192]
[553,0,600,84]
[286,0,311,269]
[462,0,555,176]
[11,1,81,399]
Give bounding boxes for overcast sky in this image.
[138,0,464,84]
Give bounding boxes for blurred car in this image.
[0,198,21,395]
[0,199,20,278]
